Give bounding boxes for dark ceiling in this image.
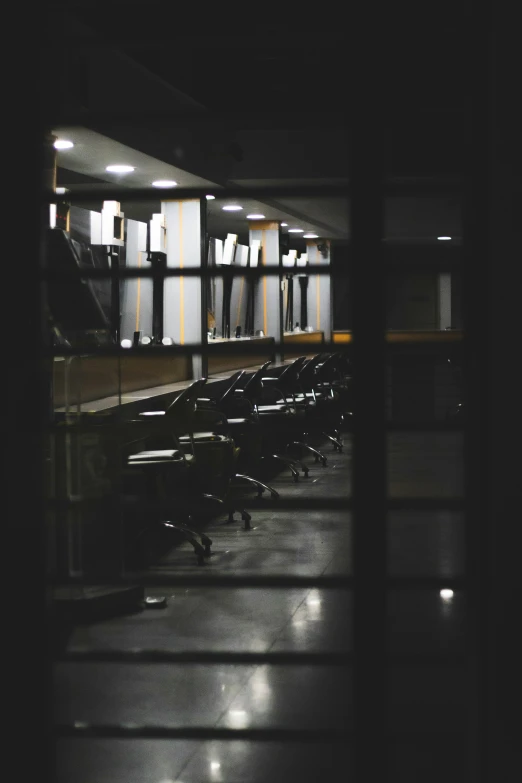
[47,2,472,187]
[51,2,469,115]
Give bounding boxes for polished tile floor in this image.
[54,432,468,781]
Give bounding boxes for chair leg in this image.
[322,432,343,452]
[172,515,213,556]
[291,441,327,467]
[201,491,252,531]
[162,522,206,565]
[234,473,280,499]
[262,454,300,482]
[227,506,252,530]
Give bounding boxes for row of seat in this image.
[123,353,353,565]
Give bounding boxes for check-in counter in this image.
[283,330,324,359]
[332,330,463,344]
[53,354,191,409]
[54,337,276,410]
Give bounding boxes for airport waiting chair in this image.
[125,379,251,567]
[261,356,331,465]
[196,370,280,499]
[229,362,307,482]
[314,352,353,433]
[288,354,344,452]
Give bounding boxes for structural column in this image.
[249,221,283,358]
[162,199,204,377]
[306,240,332,339]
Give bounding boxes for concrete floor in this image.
[54,432,468,781]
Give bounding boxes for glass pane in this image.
[388,431,464,498]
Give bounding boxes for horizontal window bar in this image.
[41,265,335,281]
[45,497,465,513]
[58,650,466,665]
[40,180,465,203]
[60,651,351,665]
[54,724,349,741]
[40,253,461,283]
[52,575,465,589]
[47,422,463,435]
[46,107,352,129]
[48,340,463,359]
[50,341,342,358]
[43,184,350,203]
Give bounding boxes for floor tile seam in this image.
[154,661,261,780]
[265,588,314,655]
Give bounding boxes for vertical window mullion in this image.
[463,16,492,781]
[350,47,388,780]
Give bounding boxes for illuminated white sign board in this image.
[221,233,238,265]
[235,244,250,267]
[90,201,125,246]
[149,213,166,254]
[249,239,261,268]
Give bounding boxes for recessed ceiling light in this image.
[55,187,68,195]
[303,233,319,238]
[440,588,454,600]
[54,140,74,150]
[289,228,304,233]
[437,236,452,240]
[246,214,265,219]
[152,179,177,188]
[281,223,288,227]
[106,164,135,173]
[206,194,215,200]
[222,205,243,211]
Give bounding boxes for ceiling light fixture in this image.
[106,164,135,173]
[152,179,177,188]
[55,187,68,195]
[246,214,265,219]
[303,233,319,238]
[289,228,304,233]
[437,236,452,241]
[440,588,454,600]
[281,222,288,227]
[54,140,74,150]
[222,205,243,211]
[206,194,215,200]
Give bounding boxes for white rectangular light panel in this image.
[100,201,124,246]
[222,233,238,265]
[136,221,148,253]
[249,239,261,267]
[149,213,166,254]
[235,244,250,267]
[90,210,102,245]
